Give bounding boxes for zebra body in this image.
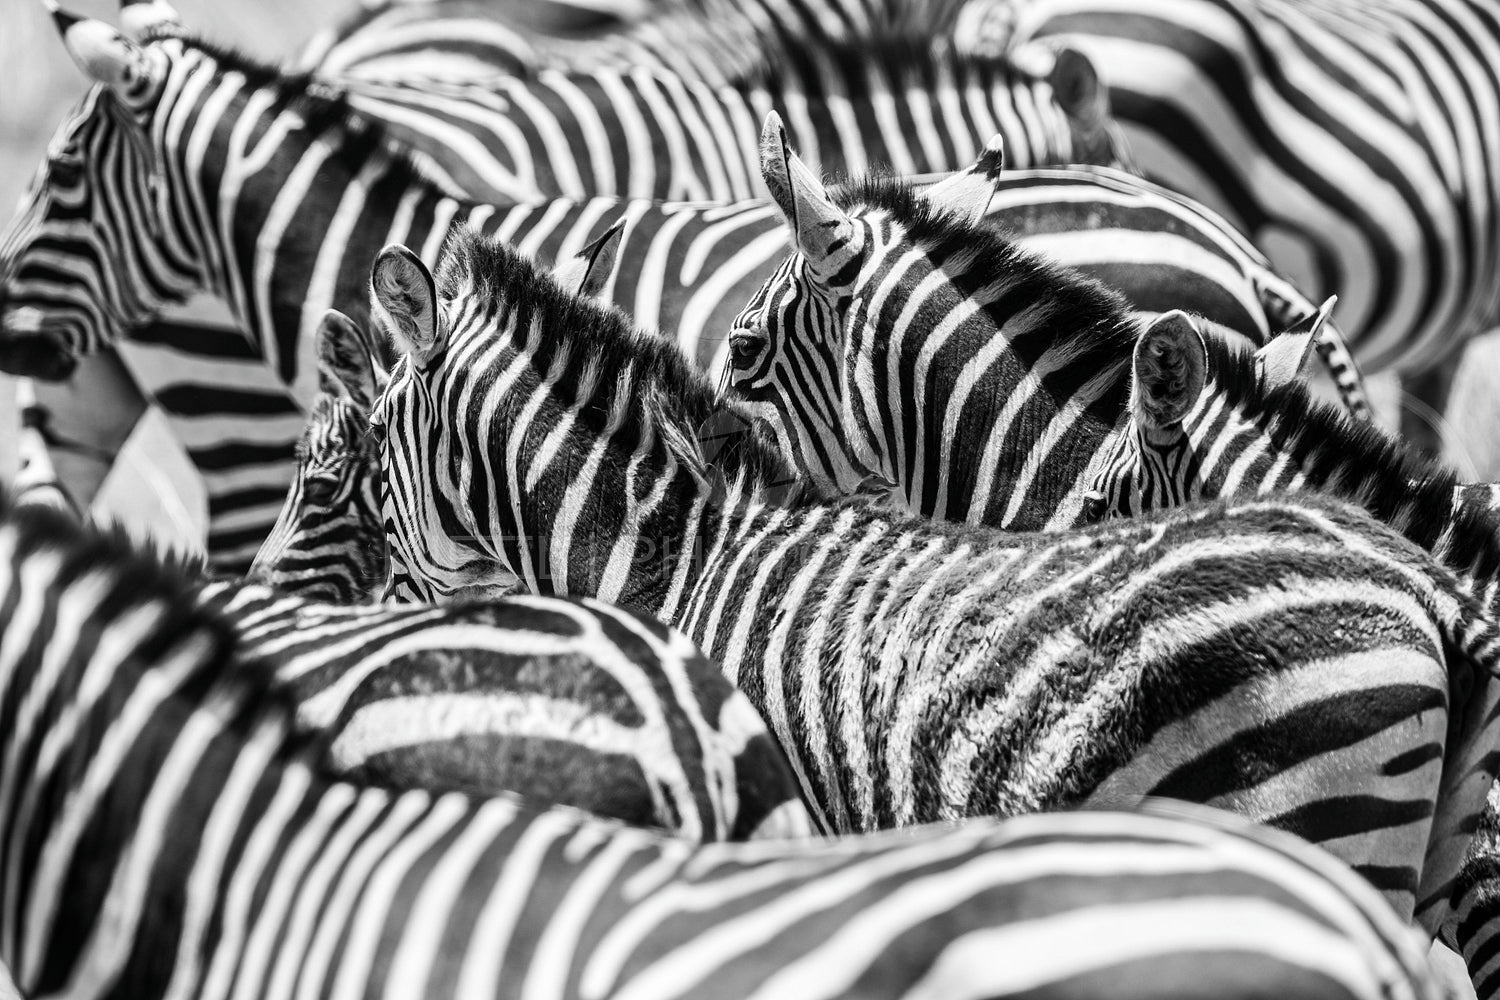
[726,124,1366,526]
[723,130,1500,990]
[966,0,1500,379]
[193,577,813,843]
[322,33,1123,204]
[0,12,1128,572]
[295,0,974,86]
[368,224,1500,935]
[0,500,1441,998]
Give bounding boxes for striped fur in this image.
[0,18,1121,571]
[295,0,973,86]
[194,577,814,843]
[721,152,1500,990]
[726,148,1364,529]
[371,225,1500,934]
[321,33,1126,204]
[0,22,1117,381]
[971,0,1500,388]
[0,500,1441,998]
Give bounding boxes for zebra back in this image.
[369,225,1500,934]
[295,0,974,86]
[0,494,1445,1000]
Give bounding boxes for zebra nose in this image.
[0,332,78,381]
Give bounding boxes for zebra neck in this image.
[1446,489,1500,617]
[851,298,1131,530]
[165,43,465,381]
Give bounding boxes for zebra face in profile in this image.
[0,12,192,380]
[727,120,1007,498]
[249,310,389,602]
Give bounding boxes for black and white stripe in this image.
[325,32,1125,203]
[0,15,1118,570]
[368,225,1500,936]
[0,495,1445,1000]
[725,123,1365,522]
[968,0,1500,395]
[294,0,974,86]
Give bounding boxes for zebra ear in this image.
[370,245,444,367]
[316,310,381,413]
[1256,295,1336,390]
[923,135,1003,223]
[1132,311,1208,440]
[50,5,165,96]
[759,111,855,269]
[1049,46,1109,125]
[552,217,626,300]
[119,0,181,37]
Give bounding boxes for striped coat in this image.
[369,226,1500,935]
[0,497,1443,1000]
[294,0,974,86]
[970,0,1500,381]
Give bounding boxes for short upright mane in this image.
[0,489,298,727]
[1202,338,1500,581]
[437,227,807,503]
[832,173,1142,351]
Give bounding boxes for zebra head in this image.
[1083,300,1333,522]
[370,222,629,603]
[0,5,201,380]
[725,113,1005,497]
[248,310,389,603]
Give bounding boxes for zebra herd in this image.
[10,0,1500,996]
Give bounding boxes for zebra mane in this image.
[0,489,293,708]
[830,173,1141,354]
[1202,338,1500,579]
[437,227,807,505]
[139,27,454,197]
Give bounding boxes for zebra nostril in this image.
[0,332,77,381]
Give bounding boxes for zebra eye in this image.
[1081,489,1108,525]
[49,153,84,187]
[303,476,340,507]
[729,331,765,369]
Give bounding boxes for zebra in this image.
[247,228,625,601]
[292,0,975,87]
[0,9,1362,578]
[723,118,1365,515]
[192,573,816,843]
[312,30,1126,204]
[956,0,1500,455]
[720,126,1500,991]
[0,497,1443,998]
[367,223,1500,937]
[242,307,391,602]
[0,7,1128,569]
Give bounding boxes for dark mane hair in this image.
[829,172,1141,353]
[1199,336,1500,581]
[0,489,299,728]
[141,28,458,197]
[436,226,808,504]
